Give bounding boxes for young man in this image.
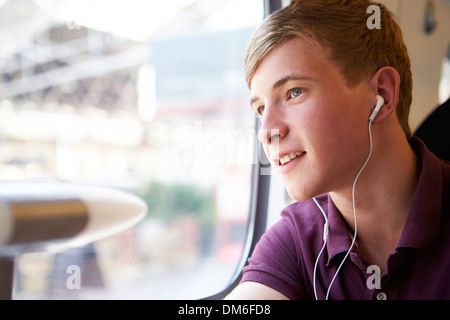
[226,0,450,300]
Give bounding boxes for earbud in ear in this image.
[369,95,384,122]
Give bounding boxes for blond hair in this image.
[244,0,412,137]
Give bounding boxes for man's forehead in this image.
[250,39,328,84]
[249,38,347,98]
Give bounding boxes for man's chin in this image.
[284,184,326,203]
[285,188,309,203]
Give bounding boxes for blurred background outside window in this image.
[0,0,263,299]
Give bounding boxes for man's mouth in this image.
[279,152,305,165]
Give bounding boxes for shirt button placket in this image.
[376,291,388,300]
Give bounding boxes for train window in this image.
[0,0,264,299]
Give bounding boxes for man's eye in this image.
[256,106,265,117]
[290,88,304,98]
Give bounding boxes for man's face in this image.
[250,38,373,201]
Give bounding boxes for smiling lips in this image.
[279,151,305,165]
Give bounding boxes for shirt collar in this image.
[325,195,353,266]
[325,137,444,266]
[396,137,443,249]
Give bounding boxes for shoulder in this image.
[239,196,329,299]
[259,195,328,258]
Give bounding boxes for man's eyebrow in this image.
[250,73,316,106]
[250,96,260,106]
[272,73,317,90]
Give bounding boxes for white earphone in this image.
[369,95,385,122]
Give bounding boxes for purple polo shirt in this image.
[241,137,450,300]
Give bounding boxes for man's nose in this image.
[257,106,288,145]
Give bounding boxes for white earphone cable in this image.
[313,118,374,300]
[312,197,328,300]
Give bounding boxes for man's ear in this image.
[370,66,400,122]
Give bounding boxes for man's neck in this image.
[329,130,419,270]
